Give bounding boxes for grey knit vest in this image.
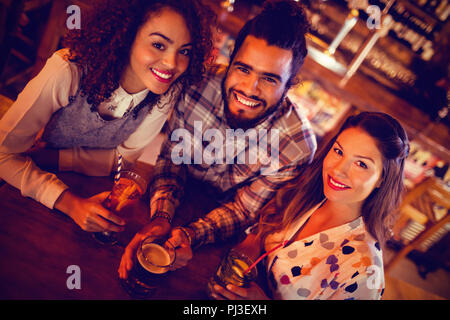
[42,90,156,149]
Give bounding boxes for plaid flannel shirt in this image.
[149,65,317,247]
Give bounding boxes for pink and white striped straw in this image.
[114,153,123,184]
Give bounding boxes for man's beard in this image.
[221,82,286,130]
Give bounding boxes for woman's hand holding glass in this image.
[55,190,126,232]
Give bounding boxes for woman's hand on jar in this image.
[55,190,126,232]
[210,282,270,300]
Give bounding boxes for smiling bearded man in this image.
[119,0,318,279]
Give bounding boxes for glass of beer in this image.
[120,236,176,298]
[207,249,257,298]
[93,170,147,245]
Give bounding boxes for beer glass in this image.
[207,249,257,298]
[93,170,147,245]
[120,236,176,298]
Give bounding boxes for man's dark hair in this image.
[229,0,310,88]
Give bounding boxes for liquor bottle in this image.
[435,0,449,21]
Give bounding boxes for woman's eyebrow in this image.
[149,32,192,47]
[356,154,375,164]
[336,140,375,163]
[150,32,172,43]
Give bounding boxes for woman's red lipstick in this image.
[327,175,350,191]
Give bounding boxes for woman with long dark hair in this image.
[0,0,214,232]
[210,111,409,300]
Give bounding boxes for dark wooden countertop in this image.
[0,164,236,299]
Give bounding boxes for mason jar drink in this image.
[105,171,146,211]
[93,170,147,245]
[207,249,257,297]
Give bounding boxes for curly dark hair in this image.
[63,0,215,108]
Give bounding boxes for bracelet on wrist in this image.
[178,226,192,246]
[151,212,172,224]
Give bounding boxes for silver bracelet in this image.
[151,212,172,224]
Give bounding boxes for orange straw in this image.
[243,240,288,275]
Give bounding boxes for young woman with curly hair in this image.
[0,0,215,232]
[210,112,410,300]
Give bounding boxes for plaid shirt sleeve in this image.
[148,104,187,221]
[187,161,305,247]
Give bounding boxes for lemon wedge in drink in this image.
[231,258,249,278]
[231,265,244,277]
[234,258,249,270]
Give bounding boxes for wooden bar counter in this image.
[0,164,236,299]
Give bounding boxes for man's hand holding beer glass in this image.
[166,227,194,270]
[119,230,176,298]
[118,217,171,279]
[118,222,195,278]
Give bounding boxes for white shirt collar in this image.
[117,86,149,107]
[98,86,149,118]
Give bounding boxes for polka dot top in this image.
[266,202,385,300]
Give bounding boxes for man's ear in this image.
[288,75,301,88]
